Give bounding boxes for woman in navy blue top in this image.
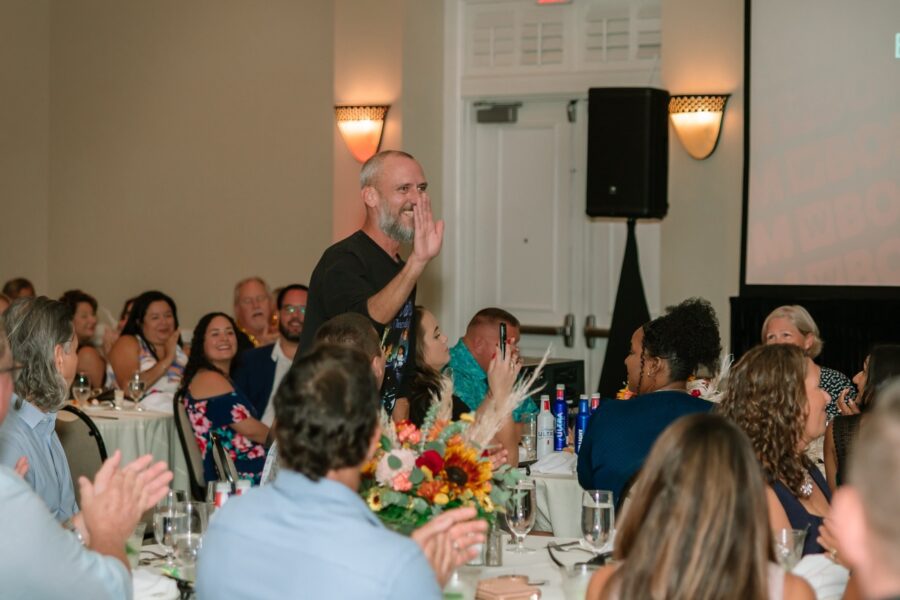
[177,313,270,485]
[719,344,832,556]
[577,298,722,505]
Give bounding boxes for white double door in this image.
[457,97,661,390]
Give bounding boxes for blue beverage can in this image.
[575,396,590,453]
[553,384,566,451]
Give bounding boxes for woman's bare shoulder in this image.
[189,370,234,398]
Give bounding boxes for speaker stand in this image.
[597,218,652,397]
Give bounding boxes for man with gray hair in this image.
[829,382,900,599]
[0,303,173,598]
[297,150,443,418]
[234,275,277,352]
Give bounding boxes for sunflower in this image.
[366,489,383,512]
[440,443,492,499]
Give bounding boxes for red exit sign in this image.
[537,0,572,4]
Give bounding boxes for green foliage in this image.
[387,455,402,470]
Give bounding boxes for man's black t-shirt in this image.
[298,230,415,414]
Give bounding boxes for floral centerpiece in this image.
[360,355,548,534]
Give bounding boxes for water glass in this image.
[774,528,807,571]
[173,501,206,580]
[582,490,614,552]
[504,480,536,554]
[153,490,187,566]
[128,371,146,411]
[126,521,147,569]
[72,373,91,407]
[520,414,537,461]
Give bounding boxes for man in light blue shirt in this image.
[0,393,78,521]
[198,344,486,599]
[0,310,174,599]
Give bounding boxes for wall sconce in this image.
[335,105,390,163]
[668,95,730,160]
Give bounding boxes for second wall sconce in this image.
[335,105,390,163]
[668,95,730,160]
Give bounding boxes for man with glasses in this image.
[233,284,308,426]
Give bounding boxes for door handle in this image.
[519,313,575,348]
[583,314,610,349]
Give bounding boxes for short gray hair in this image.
[3,297,74,412]
[359,150,415,189]
[761,304,823,358]
[232,276,271,307]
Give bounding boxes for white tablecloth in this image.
[83,405,190,493]
[532,472,584,538]
[460,535,594,600]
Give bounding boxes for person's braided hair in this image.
[642,297,721,382]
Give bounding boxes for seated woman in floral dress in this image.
[178,312,269,485]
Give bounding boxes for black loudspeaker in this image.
[586,87,669,219]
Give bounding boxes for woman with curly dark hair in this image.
[718,343,831,556]
[177,312,269,485]
[577,297,722,504]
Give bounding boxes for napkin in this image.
[530,452,577,475]
[133,568,179,600]
[138,392,174,414]
[793,553,850,600]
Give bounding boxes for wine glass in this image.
[173,501,206,580]
[774,528,807,572]
[153,490,187,566]
[128,371,146,412]
[72,373,91,407]
[504,480,536,554]
[582,490,615,552]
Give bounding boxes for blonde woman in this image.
[587,413,813,600]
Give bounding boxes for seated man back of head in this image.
[197,345,440,599]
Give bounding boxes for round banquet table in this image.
[82,404,190,493]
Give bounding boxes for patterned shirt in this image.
[448,339,536,423]
[819,366,856,420]
[184,387,266,484]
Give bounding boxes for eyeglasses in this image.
[281,305,306,316]
[0,364,23,376]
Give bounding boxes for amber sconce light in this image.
[668,95,730,160]
[335,105,390,163]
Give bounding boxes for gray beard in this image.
[378,206,414,243]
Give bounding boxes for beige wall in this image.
[661,0,744,347]
[0,0,50,294]
[44,0,333,327]
[331,0,444,314]
[332,0,404,242]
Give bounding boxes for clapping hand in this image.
[412,506,488,586]
[836,388,860,416]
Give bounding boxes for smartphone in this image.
[499,322,507,359]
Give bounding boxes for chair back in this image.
[210,431,240,485]
[173,393,207,501]
[55,405,108,506]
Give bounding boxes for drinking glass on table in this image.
[774,528,807,572]
[504,480,536,554]
[173,501,207,580]
[582,490,615,553]
[520,413,537,461]
[128,371,146,412]
[153,490,187,566]
[72,373,91,407]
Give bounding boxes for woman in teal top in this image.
[178,313,269,484]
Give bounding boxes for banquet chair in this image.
[173,394,207,501]
[210,431,240,486]
[55,405,108,506]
